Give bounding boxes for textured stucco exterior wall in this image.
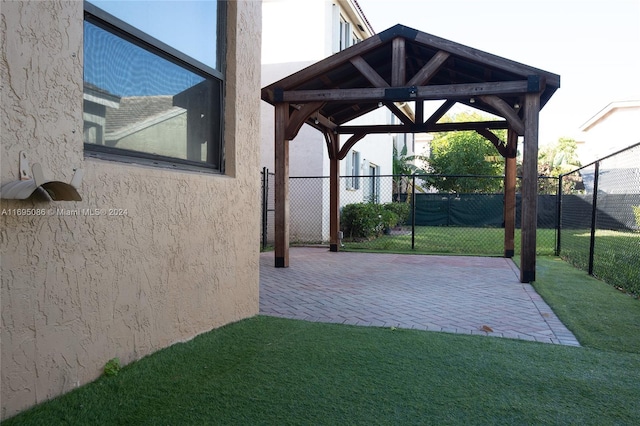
[1,0,261,419]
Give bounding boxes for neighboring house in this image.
[578,100,640,165]
[1,0,261,419]
[576,101,640,195]
[261,0,413,243]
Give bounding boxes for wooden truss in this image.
[262,24,560,283]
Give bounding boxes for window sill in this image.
[84,147,222,175]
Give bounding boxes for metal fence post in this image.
[261,167,268,250]
[588,161,600,276]
[411,174,416,250]
[555,174,563,256]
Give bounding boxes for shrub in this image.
[633,205,640,230]
[382,202,410,226]
[341,203,401,240]
[341,203,380,239]
[104,357,121,377]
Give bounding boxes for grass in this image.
[560,229,640,297]
[530,256,640,353]
[343,226,557,256]
[5,315,640,425]
[6,255,640,425]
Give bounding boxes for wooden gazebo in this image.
[261,24,560,283]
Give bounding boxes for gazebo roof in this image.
[261,24,560,137]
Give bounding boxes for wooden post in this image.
[504,129,517,258]
[391,37,406,86]
[274,103,290,267]
[329,151,340,252]
[520,93,540,282]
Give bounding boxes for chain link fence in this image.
[261,171,558,257]
[558,142,640,296]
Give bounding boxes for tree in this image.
[427,112,506,193]
[392,140,430,202]
[534,137,582,194]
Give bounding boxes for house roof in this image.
[261,24,560,138]
[579,100,640,132]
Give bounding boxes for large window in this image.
[83,1,225,172]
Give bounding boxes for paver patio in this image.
[260,247,580,346]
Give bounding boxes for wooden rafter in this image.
[263,35,387,103]
[407,50,450,86]
[350,56,389,87]
[413,31,560,87]
[424,99,456,126]
[384,101,414,125]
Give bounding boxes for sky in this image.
[89,0,218,69]
[357,0,640,145]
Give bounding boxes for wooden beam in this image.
[281,80,530,103]
[520,93,540,282]
[306,111,338,133]
[261,33,386,102]
[350,56,389,87]
[384,102,414,125]
[274,102,290,268]
[391,37,406,86]
[504,129,518,258]
[285,102,325,140]
[337,132,367,160]
[337,120,509,134]
[407,51,450,86]
[413,31,560,88]
[424,99,456,127]
[478,95,525,135]
[476,128,508,158]
[415,101,424,124]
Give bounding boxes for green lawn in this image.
[531,256,640,353]
[559,229,640,297]
[343,226,557,256]
[6,256,640,425]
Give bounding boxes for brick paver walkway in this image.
[260,247,580,346]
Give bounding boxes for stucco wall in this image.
[1,0,261,419]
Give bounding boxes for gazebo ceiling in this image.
[261,24,560,136]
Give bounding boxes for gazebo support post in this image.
[329,155,340,252]
[520,91,540,282]
[504,128,517,258]
[274,102,290,267]
[327,132,341,252]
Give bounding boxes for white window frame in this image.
[345,150,360,190]
[366,162,380,203]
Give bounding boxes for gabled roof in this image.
[579,100,640,131]
[261,24,560,137]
